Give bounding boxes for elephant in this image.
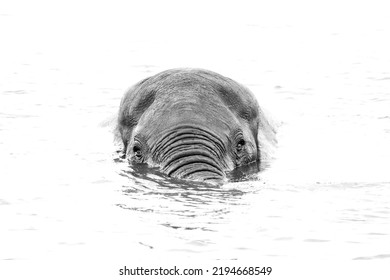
[117,68,276,183]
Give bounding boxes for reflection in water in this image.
[115,154,251,232]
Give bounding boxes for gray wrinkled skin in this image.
[117,68,276,183]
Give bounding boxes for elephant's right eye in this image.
[129,135,147,163]
[133,145,142,158]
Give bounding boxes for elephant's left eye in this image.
[236,139,246,152]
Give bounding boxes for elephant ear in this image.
[116,77,157,149]
[98,114,122,143]
[256,106,279,170]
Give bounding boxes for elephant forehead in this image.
[136,98,239,139]
[154,91,233,115]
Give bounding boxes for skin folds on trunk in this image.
[150,126,229,182]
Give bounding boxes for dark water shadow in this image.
[113,150,258,196]
[226,161,261,182]
[118,161,248,202]
[113,152,260,231]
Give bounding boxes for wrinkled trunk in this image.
[151,126,229,181]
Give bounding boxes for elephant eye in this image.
[133,145,142,158]
[130,136,147,163]
[236,139,246,152]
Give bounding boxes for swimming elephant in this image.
[117,68,276,183]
